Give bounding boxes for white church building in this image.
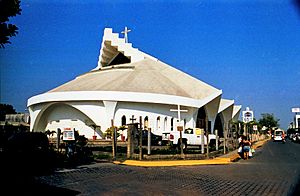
[27,28,241,139]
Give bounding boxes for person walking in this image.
[281,131,286,143]
[237,135,244,159]
[243,136,251,160]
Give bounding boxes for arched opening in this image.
[156,116,161,130]
[34,103,99,139]
[121,115,126,126]
[144,116,149,130]
[164,117,167,132]
[196,107,207,132]
[214,113,224,138]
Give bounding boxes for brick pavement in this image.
[36,163,294,195]
[24,140,300,195]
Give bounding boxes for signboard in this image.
[292,108,300,113]
[177,126,183,132]
[253,125,258,131]
[63,130,75,141]
[195,128,204,135]
[242,107,254,123]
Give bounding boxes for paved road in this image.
[6,140,300,195]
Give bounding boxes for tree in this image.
[0,0,21,48]
[258,113,280,130]
[0,103,17,121]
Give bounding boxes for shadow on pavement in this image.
[290,176,300,196]
[0,132,81,195]
[2,175,80,196]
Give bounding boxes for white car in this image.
[273,130,283,141]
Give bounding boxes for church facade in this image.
[27,28,241,139]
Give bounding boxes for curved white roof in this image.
[218,99,234,113]
[28,28,222,108]
[232,105,242,120]
[48,58,220,100]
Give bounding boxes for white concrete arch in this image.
[32,102,101,139]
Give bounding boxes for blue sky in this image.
[1,0,300,128]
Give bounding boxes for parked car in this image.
[163,128,217,150]
[142,130,162,146]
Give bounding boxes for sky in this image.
[1,0,300,129]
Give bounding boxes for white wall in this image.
[114,102,196,136]
[29,99,223,139]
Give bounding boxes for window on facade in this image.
[171,118,174,131]
[144,116,149,129]
[164,117,167,131]
[121,115,126,126]
[157,116,161,129]
[184,119,186,128]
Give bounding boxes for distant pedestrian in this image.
[237,135,244,159]
[243,136,251,160]
[281,131,286,143]
[238,135,243,144]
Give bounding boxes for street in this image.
[5,140,300,195]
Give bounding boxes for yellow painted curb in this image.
[113,139,269,167]
[114,158,231,167]
[252,139,269,150]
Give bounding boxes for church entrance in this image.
[214,114,224,138]
[196,107,207,132]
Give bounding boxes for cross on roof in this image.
[121,26,131,43]
[130,115,136,124]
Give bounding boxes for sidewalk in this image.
[113,139,270,167]
[219,138,269,162]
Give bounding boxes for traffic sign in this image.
[177,126,183,132]
[195,128,204,135]
[253,125,258,131]
[242,107,254,123]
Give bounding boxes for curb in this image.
[223,139,270,162]
[113,139,269,167]
[113,157,231,167]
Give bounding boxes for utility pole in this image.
[222,122,230,154]
[201,129,205,154]
[215,129,219,151]
[147,128,151,155]
[170,105,188,159]
[127,124,132,159]
[57,128,61,151]
[139,116,143,160]
[206,125,209,158]
[111,119,117,160]
[127,115,137,159]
